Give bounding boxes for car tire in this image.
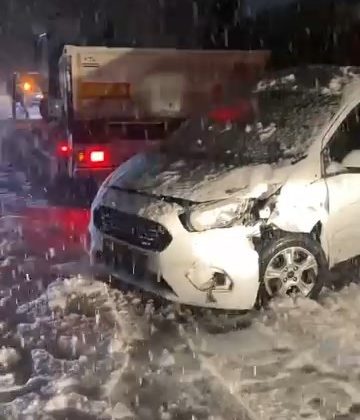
[256,232,328,308]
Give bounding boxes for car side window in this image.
[324,105,360,175]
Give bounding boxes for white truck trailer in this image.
[6,45,270,204]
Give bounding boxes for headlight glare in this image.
[185,200,250,232]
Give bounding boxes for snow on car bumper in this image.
[89,204,260,311]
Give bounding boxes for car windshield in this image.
[162,89,342,165]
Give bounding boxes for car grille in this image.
[98,238,176,296]
[102,238,148,277]
[93,205,172,252]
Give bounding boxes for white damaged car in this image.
[89,66,360,310]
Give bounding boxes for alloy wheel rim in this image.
[263,246,318,298]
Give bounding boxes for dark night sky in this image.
[247,0,295,14]
[0,0,358,76]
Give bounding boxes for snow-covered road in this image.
[0,210,251,420]
[0,166,358,419]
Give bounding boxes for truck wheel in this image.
[257,233,327,307]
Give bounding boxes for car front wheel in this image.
[258,233,327,306]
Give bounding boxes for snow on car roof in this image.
[163,66,360,168]
[256,65,360,97]
[165,88,340,166]
[250,66,360,158]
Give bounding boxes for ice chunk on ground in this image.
[46,276,108,312]
[44,392,107,416]
[158,348,176,368]
[0,347,20,369]
[111,402,135,419]
[0,373,15,388]
[54,376,80,393]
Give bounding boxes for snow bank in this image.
[46,276,108,312]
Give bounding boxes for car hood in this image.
[106,152,297,203]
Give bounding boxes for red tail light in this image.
[77,146,109,168]
[209,100,254,123]
[56,141,72,158]
[90,150,105,163]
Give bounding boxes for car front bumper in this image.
[89,193,260,310]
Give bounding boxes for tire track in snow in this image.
[181,287,360,420]
[92,289,256,419]
[179,321,259,420]
[57,254,259,419]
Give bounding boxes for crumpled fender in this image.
[268,203,327,233]
[266,182,329,234]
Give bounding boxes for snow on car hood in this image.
[106,152,296,202]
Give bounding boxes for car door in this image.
[322,103,360,267]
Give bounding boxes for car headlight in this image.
[181,199,251,232]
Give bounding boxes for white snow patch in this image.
[111,402,135,419]
[44,392,107,415]
[46,276,108,312]
[256,74,295,92]
[0,347,20,369]
[158,348,176,368]
[258,123,277,141]
[329,77,342,93]
[0,373,15,388]
[54,376,80,393]
[326,161,346,175]
[342,149,360,168]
